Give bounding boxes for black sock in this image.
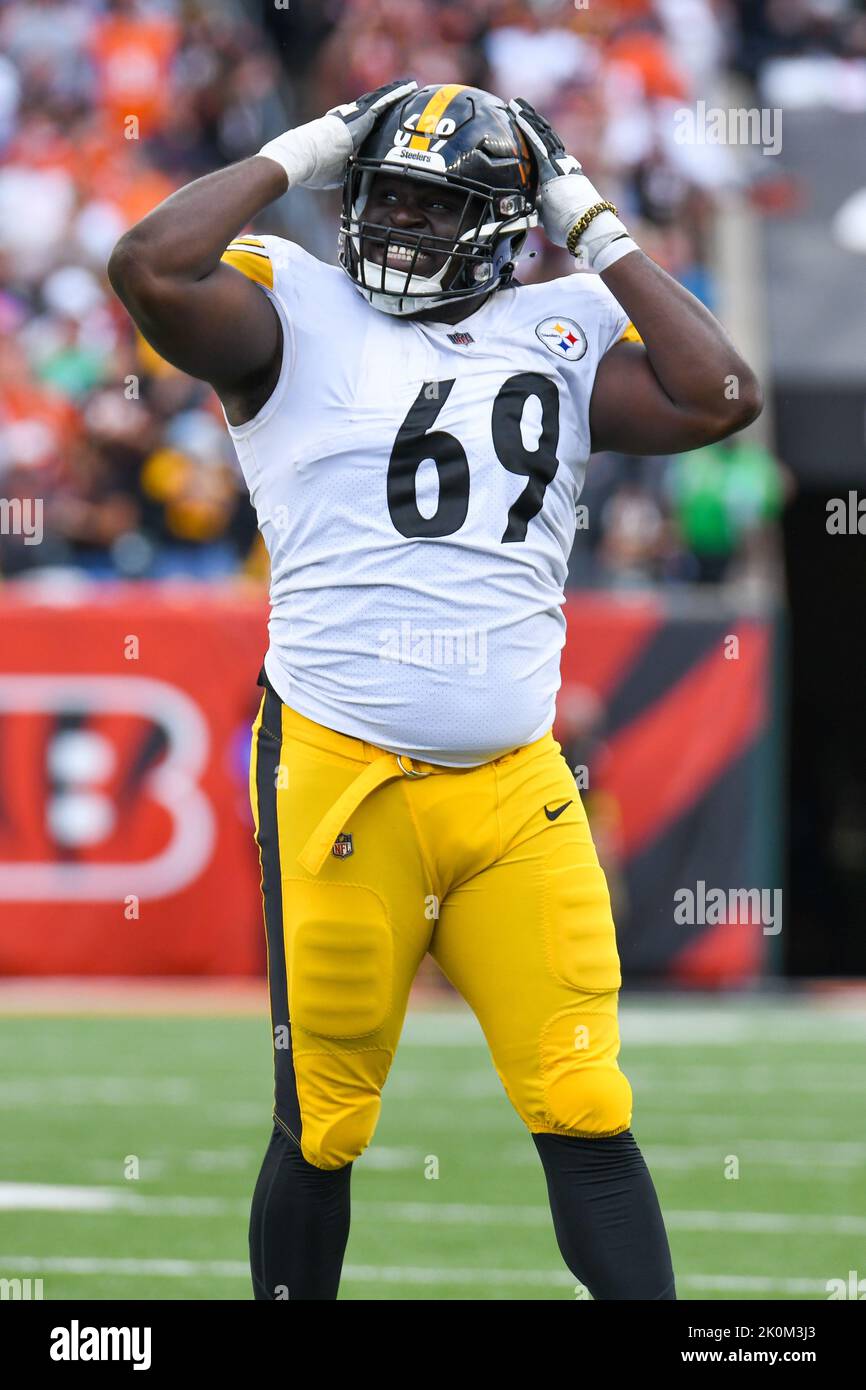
[533,1129,676,1300]
[249,1122,352,1300]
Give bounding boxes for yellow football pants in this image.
[250,684,632,1171]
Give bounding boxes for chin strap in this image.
[363,284,494,318]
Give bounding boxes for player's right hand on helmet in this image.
[326,79,418,156]
[258,79,417,191]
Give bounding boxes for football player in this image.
[109,80,762,1301]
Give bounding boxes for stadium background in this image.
[0,0,865,1301]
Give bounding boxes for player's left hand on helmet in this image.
[258,78,417,192]
[508,95,633,270]
[509,96,590,250]
[508,97,583,187]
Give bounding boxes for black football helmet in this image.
[338,83,539,316]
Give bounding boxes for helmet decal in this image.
[405,83,467,152]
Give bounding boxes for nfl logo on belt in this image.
[332,833,353,859]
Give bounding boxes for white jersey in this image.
[222,235,636,766]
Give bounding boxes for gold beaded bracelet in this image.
[566,201,618,257]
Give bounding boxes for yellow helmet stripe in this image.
[408,83,466,151]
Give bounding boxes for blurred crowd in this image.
[1,0,860,585]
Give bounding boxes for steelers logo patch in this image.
[535,316,588,361]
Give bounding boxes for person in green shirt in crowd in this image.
[668,436,784,583]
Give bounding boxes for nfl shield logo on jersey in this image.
[535,316,588,361]
[332,833,354,859]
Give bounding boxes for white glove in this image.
[258,78,417,190]
[508,97,638,272]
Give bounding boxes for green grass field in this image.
[1,994,864,1300]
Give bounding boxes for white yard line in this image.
[1,1183,864,1235]
[0,1078,195,1107]
[0,1183,237,1215]
[0,1253,837,1295]
[356,1203,866,1236]
[624,1143,866,1170]
[499,1140,866,1169]
[664,1210,866,1235]
[383,1068,866,1100]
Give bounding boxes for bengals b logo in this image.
[0,676,215,902]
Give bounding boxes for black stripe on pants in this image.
[254,686,302,1142]
[249,681,352,1299]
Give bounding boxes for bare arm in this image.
[107,157,287,419]
[589,251,763,455]
[107,82,417,424]
[506,97,763,456]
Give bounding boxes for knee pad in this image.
[539,1002,633,1137]
[542,1058,633,1137]
[294,1046,391,1170]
